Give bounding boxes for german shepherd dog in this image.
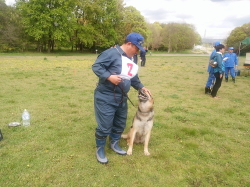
[122,89,154,155]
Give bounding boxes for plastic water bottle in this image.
[22,109,30,127]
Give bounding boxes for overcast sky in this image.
[5,0,250,39]
[123,0,250,39]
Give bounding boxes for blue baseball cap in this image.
[126,32,145,52]
[228,47,234,50]
[214,41,221,46]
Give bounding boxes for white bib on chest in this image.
[119,55,138,80]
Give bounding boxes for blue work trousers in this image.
[225,67,235,78]
[94,90,128,137]
[141,56,146,66]
[206,68,215,87]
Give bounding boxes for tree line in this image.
[0,0,221,53]
[2,0,249,54]
[225,22,250,55]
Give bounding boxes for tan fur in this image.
[122,90,154,155]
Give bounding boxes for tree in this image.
[94,0,124,48]
[226,27,248,47]
[0,1,25,52]
[16,0,76,52]
[161,22,200,53]
[225,23,250,55]
[121,6,148,43]
[147,22,162,51]
[71,0,125,51]
[161,23,177,52]
[3,0,201,53]
[0,1,10,50]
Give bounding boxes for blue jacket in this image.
[213,52,224,74]
[207,49,217,72]
[92,45,144,96]
[223,52,238,67]
[140,50,148,57]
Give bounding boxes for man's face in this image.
[127,43,139,57]
[229,49,233,53]
[221,48,225,53]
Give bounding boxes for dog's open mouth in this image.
[138,89,148,101]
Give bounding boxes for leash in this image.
[118,85,136,107]
[114,84,136,108]
[113,46,136,107]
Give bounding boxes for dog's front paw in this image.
[144,151,150,156]
[127,150,133,155]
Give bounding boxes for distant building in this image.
[193,45,203,50]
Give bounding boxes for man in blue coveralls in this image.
[92,33,151,164]
[205,41,221,94]
[223,47,238,83]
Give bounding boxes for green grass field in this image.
[0,54,250,187]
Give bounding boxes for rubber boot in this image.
[208,87,211,94]
[205,87,210,94]
[96,137,108,164]
[110,133,127,155]
[225,77,228,82]
[232,77,235,83]
[205,87,208,94]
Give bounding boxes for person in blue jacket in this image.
[140,47,148,67]
[92,32,151,164]
[205,41,221,94]
[211,44,225,98]
[223,47,238,83]
[132,53,138,64]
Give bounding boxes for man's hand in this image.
[141,87,152,96]
[220,74,223,79]
[107,75,122,85]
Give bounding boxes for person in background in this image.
[140,47,148,67]
[223,47,238,83]
[132,53,138,64]
[211,44,225,99]
[92,32,151,164]
[205,41,220,94]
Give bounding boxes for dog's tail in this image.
[121,134,128,139]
